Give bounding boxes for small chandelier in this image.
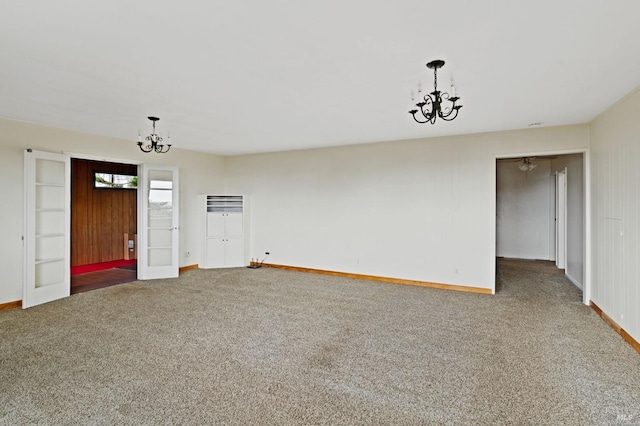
[519,157,537,172]
[409,60,462,124]
[138,116,171,153]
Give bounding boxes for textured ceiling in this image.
[2,1,639,155]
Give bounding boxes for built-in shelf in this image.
[207,195,243,213]
[202,195,245,268]
[35,233,65,239]
[35,257,65,265]
[35,182,65,187]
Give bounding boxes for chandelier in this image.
[138,116,171,153]
[519,157,537,172]
[409,60,462,124]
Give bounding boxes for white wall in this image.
[225,125,589,292]
[551,154,584,288]
[0,118,226,305]
[590,86,640,344]
[496,159,552,260]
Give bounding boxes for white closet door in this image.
[225,213,244,237]
[206,213,226,237]
[23,150,71,308]
[225,237,245,267]
[205,238,226,268]
[138,164,179,280]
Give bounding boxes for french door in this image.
[23,150,70,308]
[138,164,179,280]
[23,153,179,308]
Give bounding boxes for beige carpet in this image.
[1,259,638,425]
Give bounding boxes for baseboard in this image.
[591,302,640,355]
[255,263,492,295]
[179,264,199,273]
[565,272,583,290]
[0,300,22,311]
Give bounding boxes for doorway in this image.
[496,153,586,297]
[24,151,180,308]
[70,158,138,293]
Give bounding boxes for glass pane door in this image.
[138,165,179,279]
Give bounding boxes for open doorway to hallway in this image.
[495,153,585,293]
[70,159,138,294]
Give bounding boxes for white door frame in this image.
[494,148,591,305]
[555,169,567,270]
[548,174,556,261]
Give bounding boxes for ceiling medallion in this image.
[138,116,171,153]
[409,60,463,124]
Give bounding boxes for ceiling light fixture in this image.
[519,157,537,172]
[409,60,463,124]
[138,116,171,153]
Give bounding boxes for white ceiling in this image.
[2,1,639,156]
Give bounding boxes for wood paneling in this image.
[71,159,137,266]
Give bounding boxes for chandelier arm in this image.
[439,107,461,122]
[439,102,455,118]
[154,144,171,154]
[138,142,154,153]
[410,111,431,124]
[439,95,462,119]
[146,134,163,144]
[418,94,436,120]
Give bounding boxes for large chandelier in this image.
[409,60,462,124]
[138,116,171,153]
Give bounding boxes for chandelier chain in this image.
[433,66,438,93]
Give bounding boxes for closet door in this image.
[23,150,71,308]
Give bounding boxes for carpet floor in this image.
[1,259,638,425]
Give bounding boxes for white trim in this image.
[495,148,590,160]
[582,149,591,306]
[63,151,142,165]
